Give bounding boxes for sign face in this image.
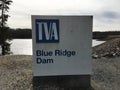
[32,16,93,76]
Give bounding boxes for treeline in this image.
[9,28,32,39]
[5,28,120,39]
[93,31,120,40]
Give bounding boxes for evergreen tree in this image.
[0,0,12,55]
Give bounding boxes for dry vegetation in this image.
[0,55,32,90]
[0,54,120,89]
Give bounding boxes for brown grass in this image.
[0,55,120,90]
[0,55,33,90]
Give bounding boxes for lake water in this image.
[11,39,32,55]
[0,39,105,55]
[92,40,105,47]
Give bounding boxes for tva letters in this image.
[36,19,59,43]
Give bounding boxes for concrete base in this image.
[33,75,93,90]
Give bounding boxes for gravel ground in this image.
[93,38,120,58]
[92,57,120,90]
[92,38,120,90]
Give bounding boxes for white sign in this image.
[32,16,93,76]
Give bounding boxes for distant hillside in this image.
[10,28,32,39]
[93,31,120,40]
[5,28,120,39]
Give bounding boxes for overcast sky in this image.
[7,0,120,31]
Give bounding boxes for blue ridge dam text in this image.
[36,49,76,64]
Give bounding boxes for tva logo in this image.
[36,19,59,43]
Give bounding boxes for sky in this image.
[7,0,120,31]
